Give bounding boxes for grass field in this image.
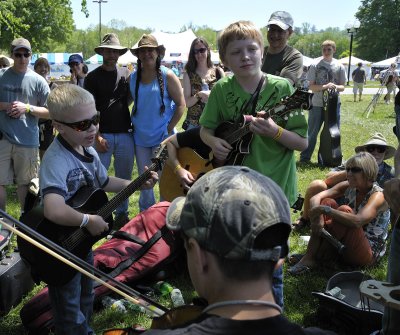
[0,93,397,334]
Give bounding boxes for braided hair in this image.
[133,55,165,115]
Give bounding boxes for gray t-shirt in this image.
[0,67,49,147]
[352,67,366,83]
[40,135,109,201]
[307,57,347,107]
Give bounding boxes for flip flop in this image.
[287,253,304,266]
[288,263,311,276]
[291,217,310,232]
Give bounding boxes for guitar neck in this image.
[97,161,160,219]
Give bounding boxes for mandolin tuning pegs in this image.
[284,116,288,120]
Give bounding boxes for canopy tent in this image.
[30,52,83,65]
[117,50,137,66]
[338,56,371,66]
[85,54,103,64]
[371,55,400,68]
[302,55,314,67]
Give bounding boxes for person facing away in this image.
[261,11,303,86]
[41,84,157,335]
[352,62,367,102]
[182,37,225,130]
[143,166,334,335]
[0,37,50,216]
[84,33,135,227]
[199,20,308,309]
[299,39,347,164]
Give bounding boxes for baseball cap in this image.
[166,166,291,262]
[11,38,32,52]
[267,11,294,30]
[68,54,83,65]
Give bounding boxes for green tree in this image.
[355,0,400,61]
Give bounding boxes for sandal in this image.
[287,253,304,266]
[291,217,310,232]
[288,263,311,276]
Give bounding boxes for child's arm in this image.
[43,193,109,236]
[250,112,308,151]
[200,126,232,161]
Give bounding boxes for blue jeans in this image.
[382,227,400,335]
[97,133,135,216]
[300,103,341,162]
[48,252,95,335]
[272,266,284,309]
[135,144,160,212]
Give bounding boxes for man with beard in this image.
[84,33,134,226]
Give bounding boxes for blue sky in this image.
[72,0,363,33]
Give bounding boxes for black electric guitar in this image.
[318,88,342,167]
[18,145,168,286]
[215,89,313,166]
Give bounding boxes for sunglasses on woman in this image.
[14,52,31,58]
[194,47,207,55]
[55,113,100,132]
[366,145,386,153]
[346,167,363,174]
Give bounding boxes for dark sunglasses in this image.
[56,113,100,132]
[366,145,386,153]
[194,47,207,55]
[14,52,31,58]
[346,167,363,174]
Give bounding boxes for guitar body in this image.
[159,147,213,201]
[18,187,111,285]
[215,116,254,166]
[318,89,342,167]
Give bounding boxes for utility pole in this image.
[93,0,108,44]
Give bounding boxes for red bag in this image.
[20,202,183,334]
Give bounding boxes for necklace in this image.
[202,299,282,314]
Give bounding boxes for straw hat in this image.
[130,34,165,59]
[94,33,127,56]
[355,133,396,160]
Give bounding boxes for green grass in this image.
[0,95,397,333]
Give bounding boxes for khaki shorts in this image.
[0,138,39,186]
[352,82,364,94]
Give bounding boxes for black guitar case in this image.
[312,271,383,335]
[318,88,342,167]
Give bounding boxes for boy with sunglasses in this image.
[0,37,50,216]
[41,84,157,335]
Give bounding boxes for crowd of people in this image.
[0,10,399,335]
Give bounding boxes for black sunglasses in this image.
[346,167,363,174]
[194,47,207,55]
[14,52,31,58]
[56,113,100,132]
[366,145,386,153]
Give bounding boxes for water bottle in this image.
[123,299,157,317]
[101,296,126,312]
[155,281,174,296]
[170,288,185,307]
[201,79,209,91]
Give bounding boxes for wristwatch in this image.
[323,206,332,214]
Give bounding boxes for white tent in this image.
[131,30,197,63]
[85,54,103,64]
[371,56,400,68]
[118,50,137,66]
[338,56,372,79]
[303,55,314,67]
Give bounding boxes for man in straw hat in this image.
[293,133,395,231]
[143,166,333,334]
[84,33,134,226]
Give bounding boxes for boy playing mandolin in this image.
[41,84,157,335]
[199,20,308,308]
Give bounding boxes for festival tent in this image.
[30,52,83,65]
[338,56,372,78]
[302,55,314,67]
[117,51,137,66]
[85,54,103,64]
[371,56,400,68]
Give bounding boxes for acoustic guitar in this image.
[215,89,313,166]
[318,88,342,167]
[17,145,168,286]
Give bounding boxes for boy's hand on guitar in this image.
[250,112,279,138]
[86,215,109,236]
[140,168,158,190]
[210,137,232,161]
[177,168,195,191]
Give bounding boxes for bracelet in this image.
[273,126,283,141]
[174,164,182,174]
[80,214,90,229]
[26,103,30,113]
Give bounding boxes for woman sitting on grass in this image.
[289,152,390,275]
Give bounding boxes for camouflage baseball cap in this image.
[166,166,291,261]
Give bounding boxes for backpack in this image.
[20,202,183,334]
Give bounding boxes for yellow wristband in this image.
[26,103,30,113]
[174,164,182,174]
[273,126,283,141]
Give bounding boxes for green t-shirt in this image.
[199,74,308,205]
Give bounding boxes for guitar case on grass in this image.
[312,271,383,335]
[20,202,183,335]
